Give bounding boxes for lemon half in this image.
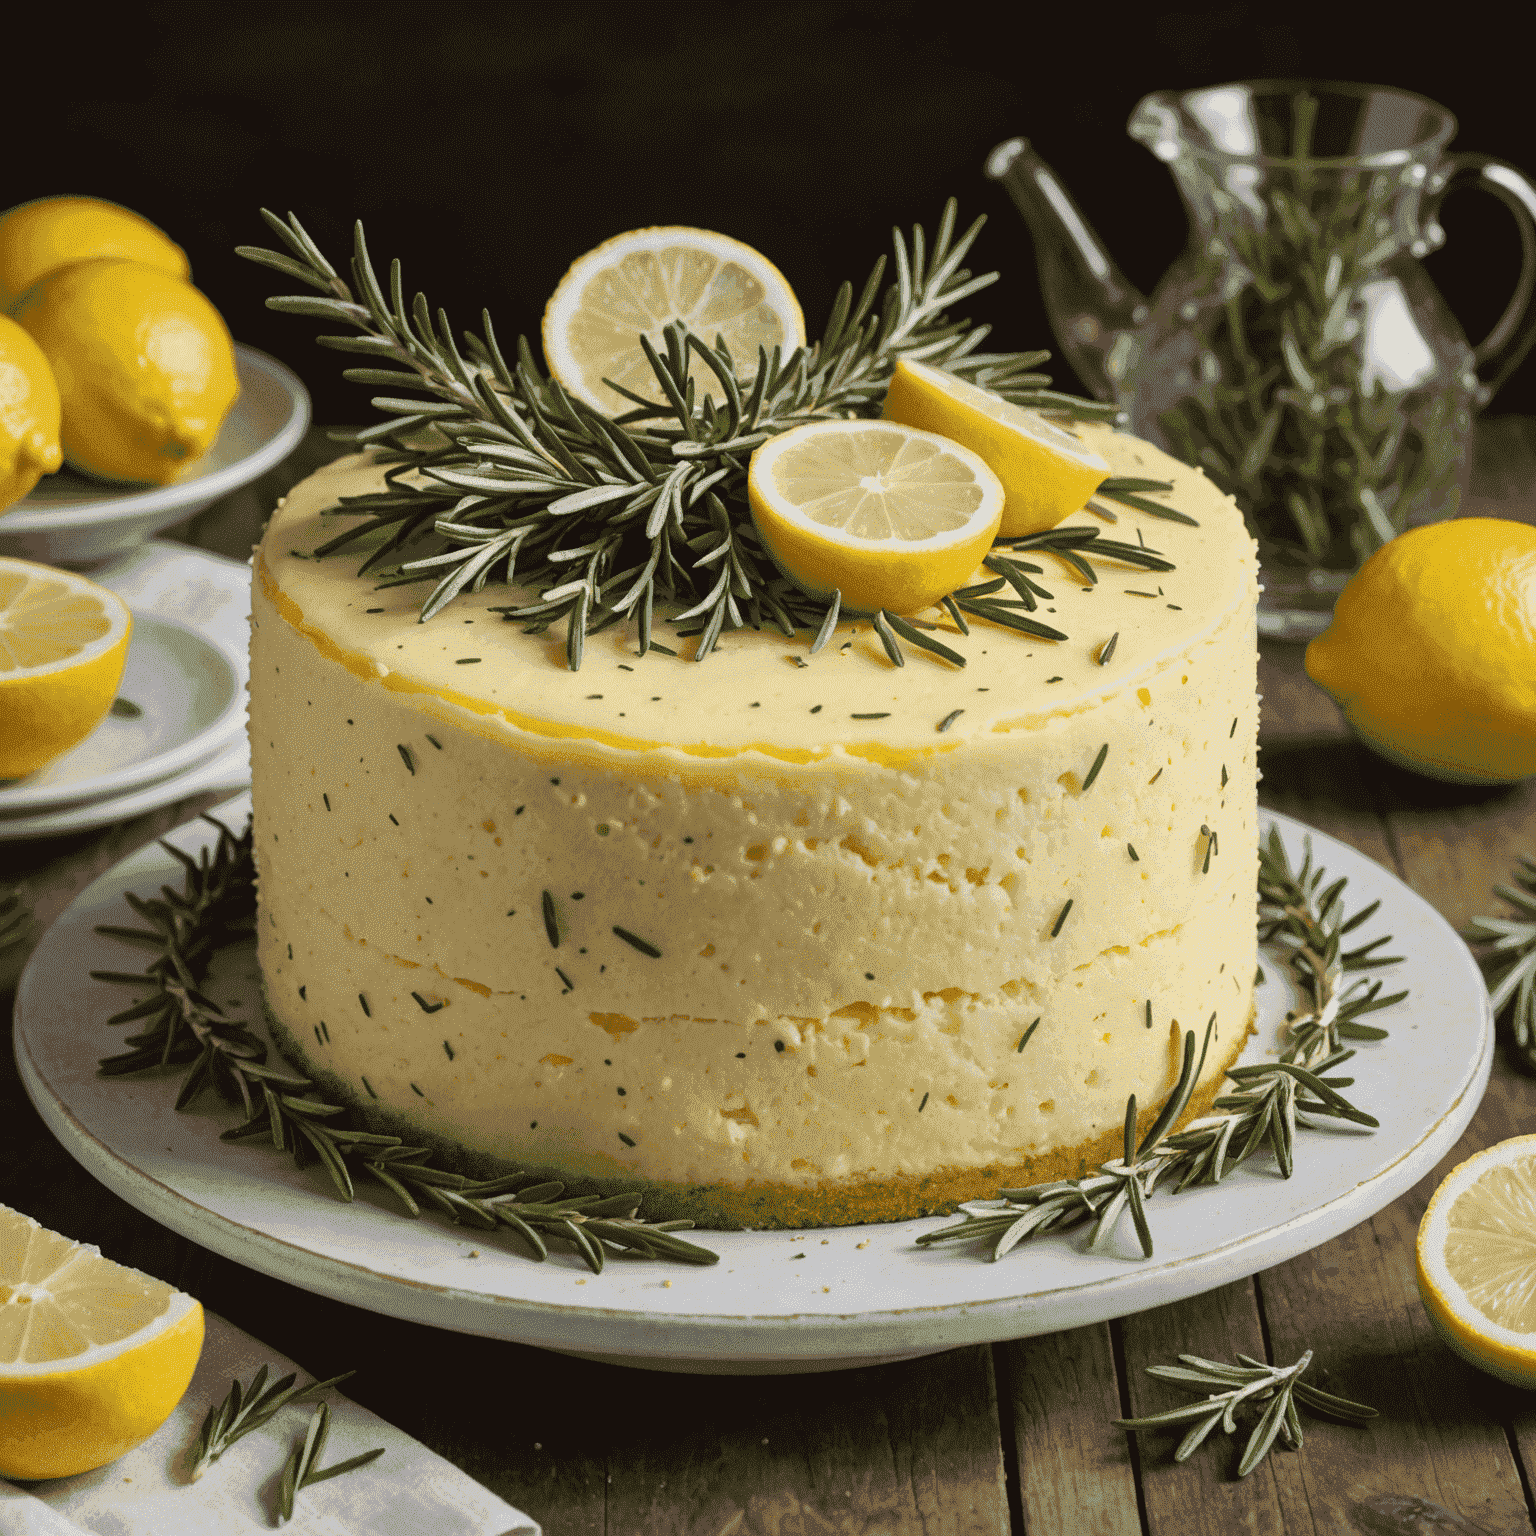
[747,419,1004,616]
[1,1204,204,1479]
[543,226,804,415]
[882,355,1110,536]
[0,557,132,778]
[0,313,62,514]
[1417,1136,1536,1388]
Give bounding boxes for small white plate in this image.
[0,613,244,813]
[0,737,250,842]
[13,804,1492,1373]
[0,346,309,567]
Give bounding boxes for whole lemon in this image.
[1306,519,1536,783]
[13,259,238,485]
[0,313,62,513]
[0,195,189,312]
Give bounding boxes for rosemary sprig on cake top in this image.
[91,816,718,1274]
[239,203,1175,667]
[917,827,1406,1261]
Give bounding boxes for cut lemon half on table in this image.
[0,557,132,779]
[1417,1136,1536,1387]
[747,420,1004,616]
[543,226,805,415]
[0,1204,204,1479]
[882,355,1110,536]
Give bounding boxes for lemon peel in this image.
[0,313,62,513]
[13,258,238,486]
[881,355,1110,536]
[1306,519,1536,783]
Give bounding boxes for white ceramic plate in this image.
[0,614,243,813]
[0,542,253,840]
[14,802,1492,1374]
[0,346,309,567]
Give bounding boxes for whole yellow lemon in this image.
[1306,519,1536,783]
[13,259,238,485]
[0,195,190,312]
[0,313,62,513]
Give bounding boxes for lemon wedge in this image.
[542,226,804,415]
[0,557,132,779]
[1416,1136,1536,1387]
[1,1204,204,1479]
[746,420,1003,615]
[881,355,1110,536]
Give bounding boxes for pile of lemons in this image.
[542,226,1112,616]
[0,195,239,513]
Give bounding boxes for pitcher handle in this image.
[1425,152,1536,406]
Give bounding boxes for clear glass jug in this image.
[989,82,1536,636]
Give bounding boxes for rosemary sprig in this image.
[1466,854,1536,1073]
[917,827,1402,1261]
[239,202,1155,667]
[92,817,718,1273]
[277,1403,385,1525]
[1114,1349,1376,1478]
[188,1364,355,1481]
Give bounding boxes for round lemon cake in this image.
[250,420,1259,1227]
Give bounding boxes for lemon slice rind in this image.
[542,226,805,416]
[882,355,1110,537]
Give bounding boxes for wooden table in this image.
[7,420,1536,1535]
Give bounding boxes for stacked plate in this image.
[0,346,308,840]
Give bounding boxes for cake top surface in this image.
[258,421,1256,764]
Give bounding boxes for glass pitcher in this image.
[989,81,1536,637]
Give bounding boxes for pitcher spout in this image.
[986,137,1147,402]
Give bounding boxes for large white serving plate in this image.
[0,345,309,566]
[14,800,1492,1374]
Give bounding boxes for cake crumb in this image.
[663,1279,672,1288]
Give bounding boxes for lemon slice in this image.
[1,1204,204,1478]
[1416,1135,1536,1386]
[746,420,1004,616]
[881,356,1110,536]
[0,557,132,779]
[542,226,805,415]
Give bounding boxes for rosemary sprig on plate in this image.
[917,828,1403,1262]
[1465,854,1536,1073]
[238,202,1159,666]
[188,1364,356,1481]
[92,817,718,1274]
[1114,1349,1376,1478]
[277,1403,386,1525]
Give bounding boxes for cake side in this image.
[250,421,1259,1225]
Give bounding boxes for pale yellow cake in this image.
[249,420,1260,1227]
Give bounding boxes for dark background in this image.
[14,1,1536,422]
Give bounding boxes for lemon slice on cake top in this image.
[543,226,804,415]
[747,419,1003,615]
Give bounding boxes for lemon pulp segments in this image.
[1,1205,204,1479]
[881,356,1110,537]
[543,227,804,414]
[1417,1135,1536,1387]
[0,557,132,778]
[746,420,1003,615]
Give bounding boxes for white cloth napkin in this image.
[0,1309,539,1536]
